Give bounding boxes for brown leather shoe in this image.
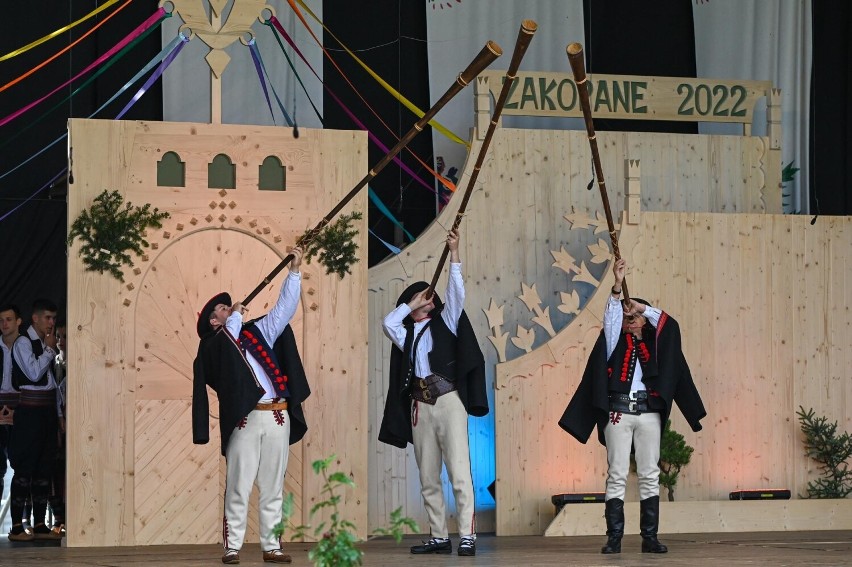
[32,524,63,540]
[262,549,292,563]
[7,525,34,542]
[221,548,240,564]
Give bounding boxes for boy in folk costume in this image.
[193,247,310,565]
[0,304,23,523]
[8,298,64,541]
[559,259,706,554]
[379,229,488,557]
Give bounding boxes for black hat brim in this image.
[197,292,232,338]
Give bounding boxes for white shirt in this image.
[0,339,21,395]
[13,326,58,392]
[225,270,301,401]
[603,295,661,392]
[383,263,465,379]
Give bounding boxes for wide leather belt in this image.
[411,374,456,405]
[256,400,288,411]
[609,391,649,413]
[18,389,56,408]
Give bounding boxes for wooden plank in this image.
[67,119,368,547]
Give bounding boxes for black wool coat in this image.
[558,312,706,445]
[193,324,310,456]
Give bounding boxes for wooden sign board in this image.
[478,70,771,125]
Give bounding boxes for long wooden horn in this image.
[242,40,503,305]
[425,20,537,298]
[566,42,630,301]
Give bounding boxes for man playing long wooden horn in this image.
[192,246,310,565]
[379,228,488,557]
[559,258,706,554]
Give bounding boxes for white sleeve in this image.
[225,311,243,338]
[440,263,465,335]
[255,271,302,343]
[603,296,623,359]
[383,304,412,351]
[641,306,662,327]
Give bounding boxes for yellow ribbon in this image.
[294,0,468,148]
[0,0,123,62]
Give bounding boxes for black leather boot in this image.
[601,498,624,554]
[640,496,668,553]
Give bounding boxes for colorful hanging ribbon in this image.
[1,33,184,182]
[247,38,294,127]
[369,229,402,256]
[2,34,185,220]
[273,12,456,192]
[262,21,323,124]
[369,188,415,242]
[291,0,467,148]
[0,0,123,62]
[267,17,450,196]
[0,0,132,94]
[0,16,168,152]
[0,7,168,128]
[115,32,188,119]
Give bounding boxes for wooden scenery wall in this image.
[498,209,852,536]
[367,74,788,534]
[66,119,368,546]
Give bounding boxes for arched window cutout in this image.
[259,156,286,191]
[157,151,185,187]
[208,154,236,189]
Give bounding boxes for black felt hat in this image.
[396,281,443,308]
[197,292,231,338]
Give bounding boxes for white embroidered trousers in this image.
[603,411,661,501]
[223,408,290,551]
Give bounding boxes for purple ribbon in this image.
[269,17,436,195]
[0,8,167,127]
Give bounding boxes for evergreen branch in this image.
[67,190,170,282]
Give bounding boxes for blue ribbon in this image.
[248,38,294,127]
[116,32,189,119]
[369,188,415,242]
[369,229,401,255]
[1,34,187,222]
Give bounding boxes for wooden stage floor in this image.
[2,531,851,566]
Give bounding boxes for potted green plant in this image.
[273,455,417,567]
[797,406,852,498]
[659,420,694,502]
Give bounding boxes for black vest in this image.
[606,328,658,393]
[11,336,51,390]
[400,313,458,395]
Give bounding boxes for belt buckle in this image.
[422,388,432,401]
[628,391,638,400]
[419,378,427,389]
[629,401,636,412]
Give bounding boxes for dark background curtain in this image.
[0,0,848,323]
[0,1,162,323]
[809,1,851,217]
[322,1,433,266]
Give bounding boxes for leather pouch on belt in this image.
[410,375,456,405]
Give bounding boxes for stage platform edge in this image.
[544,499,852,536]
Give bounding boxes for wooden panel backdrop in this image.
[368,121,783,534]
[497,210,852,535]
[66,119,368,546]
